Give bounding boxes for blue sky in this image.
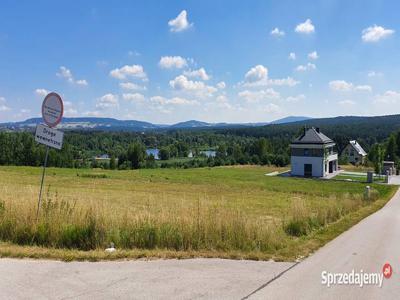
[1,0,400,124]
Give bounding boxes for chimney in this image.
[316,127,320,133]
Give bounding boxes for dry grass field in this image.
[0,165,396,261]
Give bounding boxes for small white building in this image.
[290,127,338,177]
[342,140,367,165]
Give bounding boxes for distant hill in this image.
[0,115,310,131]
[170,120,212,128]
[270,116,311,124]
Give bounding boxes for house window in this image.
[304,149,309,156]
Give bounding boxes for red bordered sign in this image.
[42,92,64,128]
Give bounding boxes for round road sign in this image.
[42,92,63,128]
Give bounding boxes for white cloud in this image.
[261,103,281,113]
[329,80,372,92]
[268,77,299,86]
[96,93,119,109]
[65,108,78,116]
[295,19,315,34]
[329,80,353,91]
[295,63,316,72]
[56,66,88,86]
[216,94,228,102]
[0,105,10,112]
[308,51,319,60]
[374,90,400,104]
[288,52,296,60]
[75,79,88,86]
[339,99,355,106]
[168,10,193,32]
[355,85,372,92]
[35,88,49,97]
[119,82,147,91]
[122,93,145,103]
[241,65,299,87]
[245,65,268,83]
[286,94,306,102]
[169,75,217,96]
[238,89,280,103]
[150,96,198,106]
[183,68,210,80]
[216,81,226,89]
[159,56,187,69]
[109,65,147,81]
[0,96,10,111]
[270,27,285,37]
[367,71,383,77]
[362,25,394,42]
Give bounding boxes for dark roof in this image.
[291,127,334,145]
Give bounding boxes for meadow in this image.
[0,165,396,261]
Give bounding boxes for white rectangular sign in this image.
[35,124,64,150]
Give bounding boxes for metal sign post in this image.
[35,92,64,220]
[36,146,50,220]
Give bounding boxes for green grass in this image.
[334,173,385,183]
[0,165,396,261]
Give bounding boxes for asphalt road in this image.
[1,189,399,300]
[250,188,400,299]
[0,258,293,299]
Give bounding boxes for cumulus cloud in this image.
[159,56,187,69]
[329,80,372,92]
[308,51,319,60]
[286,94,306,103]
[261,103,281,113]
[355,85,372,92]
[374,90,400,104]
[295,63,316,72]
[288,52,296,60]
[216,81,226,89]
[150,95,198,106]
[183,68,210,80]
[109,65,147,81]
[119,82,147,91]
[245,65,268,83]
[241,65,299,87]
[122,93,145,103]
[169,75,217,96]
[35,88,49,97]
[295,19,315,34]
[268,77,299,86]
[238,89,280,103]
[270,27,285,37]
[56,66,88,86]
[168,10,193,32]
[96,93,119,109]
[75,79,88,86]
[362,25,394,42]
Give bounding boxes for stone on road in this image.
[250,189,400,299]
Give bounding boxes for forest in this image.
[1,114,400,171]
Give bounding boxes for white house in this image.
[290,127,338,177]
[342,140,367,165]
